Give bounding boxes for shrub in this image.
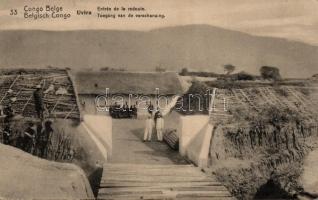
[260,66,282,81]
[179,68,189,76]
[235,71,255,81]
[176,81,210,115]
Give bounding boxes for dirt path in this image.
[98,119,236,200]
[109,119,188,165]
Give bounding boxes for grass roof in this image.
[75,71,183,95]
[0,68,80,120]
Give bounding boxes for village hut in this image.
[74,71,184,117]
[0,68,80,120]
[0,68,84,158]
[0,68,109,191]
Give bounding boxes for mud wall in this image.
[178,115,214,167]
[48,119,107,197]
[83,115,112,159]
[179,115,208,155]
[0,144,94,199]
[209,121,318,199]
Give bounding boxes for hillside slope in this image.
[0,25,317,78]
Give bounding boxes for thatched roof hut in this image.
[74,71,183,95]
[0,68,80,120]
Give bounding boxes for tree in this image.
[234,71,255,81]
[260,66,282,81]
[180,68,189,76]
[223,64,236,75]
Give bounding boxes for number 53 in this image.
[10,9,18,15]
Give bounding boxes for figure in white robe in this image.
[155,110,164,141]
[143,111,154,141]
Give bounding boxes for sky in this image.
[0,0,317,45]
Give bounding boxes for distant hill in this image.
[0,25,317,78]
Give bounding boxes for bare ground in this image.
[110,118,188,165]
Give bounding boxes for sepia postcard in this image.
[0,0,317,199]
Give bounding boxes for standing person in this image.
[123,102,129,118]
[109,104,114,118]
[113,102,120,118]
[34,122,43,156]
[155,109,164,141]
[3,122,12,145]
[129,105,133,118]
[3,101,14,144]
[38,120,53,158]
[2,101,14,145]
[0,105,4,116]
[132,105,138,118]
[16,130,25,150]
[143,104,154,142]
[23,122,36,153]
[3,102,14,121]
[147,102,154,114]
[33,85,44,120]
